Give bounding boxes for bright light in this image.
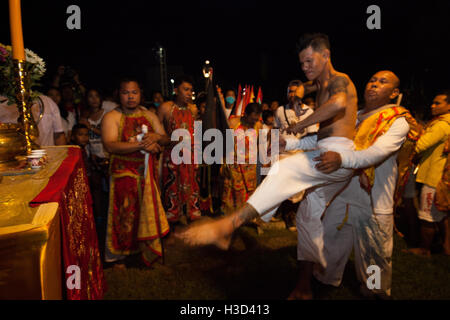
[170,79,174,84]
[205,60,210,64]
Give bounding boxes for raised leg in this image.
[175,203,259,249]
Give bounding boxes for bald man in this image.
[308,70,417,299]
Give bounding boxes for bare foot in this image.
[174,216,233,250]
[287,288,313,300]
[403,248,431,257]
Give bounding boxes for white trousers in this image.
[247,137,355,222]
[295,182,350,268]
[313,182,394,296]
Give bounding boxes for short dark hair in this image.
[85,88,104,108]
[46,86,60,94]
[244,102,262,116]
[296,33,330,54]
[262,109,274,123]
[174,74,195,88]
[195,91,207,105]
[117,76,143,91]
[71,123,89,135]
[288,80,302,88]
[437,89,450,103]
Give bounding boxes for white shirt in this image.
[102,100,118,113]
[223,107,233,119]
[61,111,76,138]
[0,95,64,146]
[259,124,272,165]
[0,98,19,123]
[34,95,65,146]
[338,109,410,214]
[274,103,318,140]
[88,109,108,158]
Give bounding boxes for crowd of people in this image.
[1,32,449,300]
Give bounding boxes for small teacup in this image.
[27,155,43,169]
[31,151,47,163]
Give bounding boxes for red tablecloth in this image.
[30,147,105,300]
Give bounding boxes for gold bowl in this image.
[0,123,27,169]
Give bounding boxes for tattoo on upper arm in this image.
[329,76,349,96]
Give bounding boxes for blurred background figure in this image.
[78,88,110,240]
[223,88,236,119]
[270,100,279,112]
[148,91,165,113]
[47,86,76,142]
[262,109,274,130]
[261,101,270,111]
[195,91,207,119]
[51,65,87,120]
[303,95,316,110]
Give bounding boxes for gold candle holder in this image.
[12,58,39,154]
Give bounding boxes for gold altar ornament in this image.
[13,58,40,153]
[0,0,41,168]
[0,123,27,169]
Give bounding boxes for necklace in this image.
[174,102,188,110]
[119,106,140,115]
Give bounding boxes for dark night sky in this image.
[1,0,450,108]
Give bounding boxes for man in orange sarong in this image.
[158,75,202,226]
[101,77,170,267]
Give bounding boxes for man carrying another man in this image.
[309,70,420,299]
[176,32,359,290]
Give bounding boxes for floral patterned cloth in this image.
[221,120,258,215]
[162,104,201,222]
[106,110,169,265]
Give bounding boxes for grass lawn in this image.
[102,224,450,300]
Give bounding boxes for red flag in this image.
[244,85,250,114]
[256,86,263,104]
[235,85,246,116]
[235,84,242,114]
[239,85,247,116]
[242,85,253,116]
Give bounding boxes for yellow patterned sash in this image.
[354,106,421,198]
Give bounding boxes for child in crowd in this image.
[70,123,91,177]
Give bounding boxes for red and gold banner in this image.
[31,147,105,300]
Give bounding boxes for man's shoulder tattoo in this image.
[329,75,349,95]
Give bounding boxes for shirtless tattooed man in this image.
[176,33,358,298]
